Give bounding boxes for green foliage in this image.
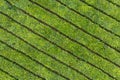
[0,0,120,80]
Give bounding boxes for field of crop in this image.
[0,0,120,80]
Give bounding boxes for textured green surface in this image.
[0,0,120,80]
